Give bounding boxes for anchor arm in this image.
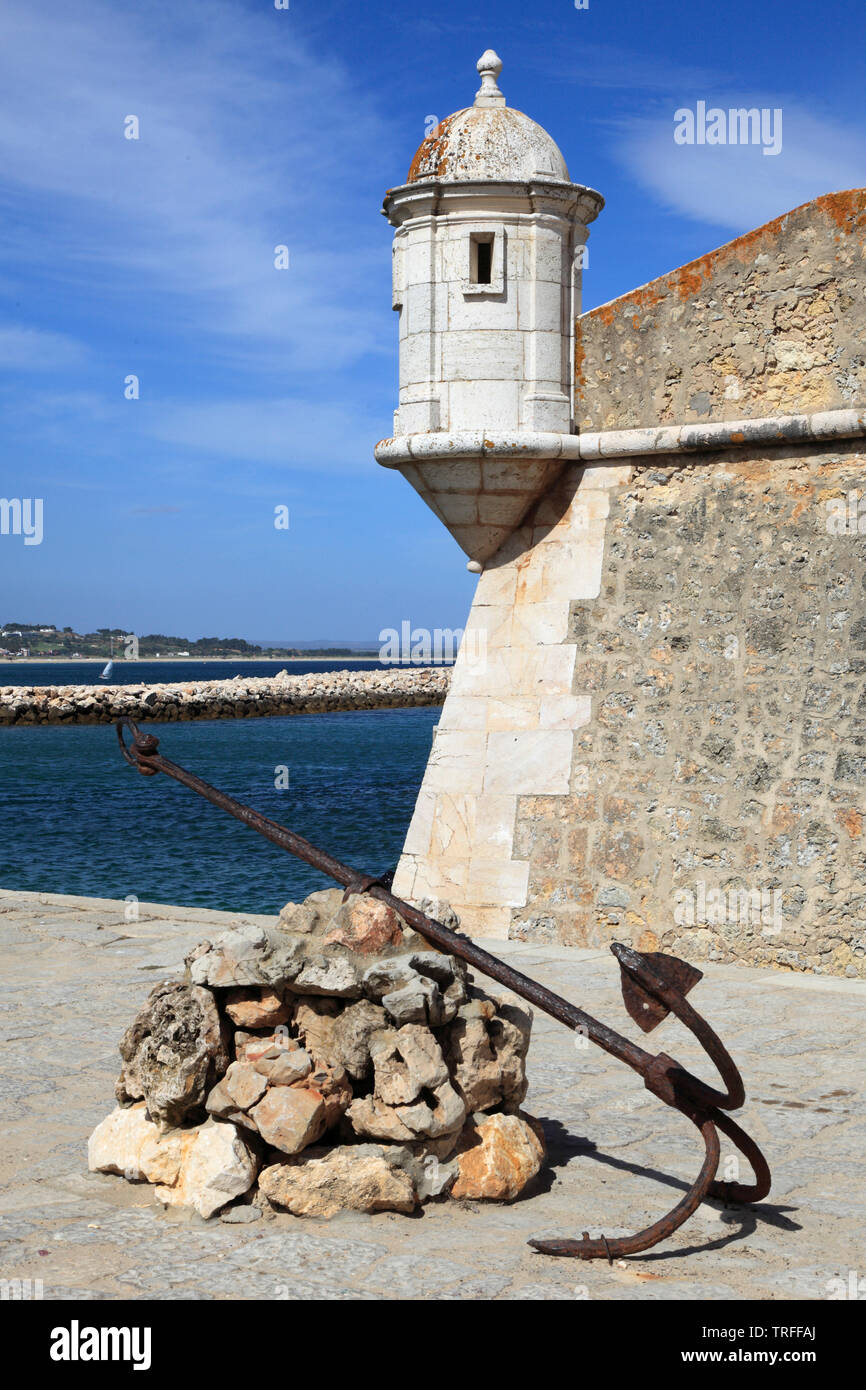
[529,1107,721,1260]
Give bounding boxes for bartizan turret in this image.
[375,50,604,568]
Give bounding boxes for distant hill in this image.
[0,623,380,660]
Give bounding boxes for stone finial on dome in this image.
[474,50,505,108]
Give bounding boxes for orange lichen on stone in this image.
[406,111,463,183]
[834,807,863,839]
[822,188,866,231]
[580,189,866,332]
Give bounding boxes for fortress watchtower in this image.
[376,51,603,568]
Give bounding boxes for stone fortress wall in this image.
[575,191,866,429]
[393,192,866,977]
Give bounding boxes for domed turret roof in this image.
[407,50,571,185]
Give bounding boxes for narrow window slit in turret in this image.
[471,234,494,285]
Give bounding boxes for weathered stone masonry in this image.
[512,440,866,977]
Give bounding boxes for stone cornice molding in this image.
[382,179,604,227]
[375,408,866,468]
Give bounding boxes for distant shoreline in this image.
[0,656,383,666]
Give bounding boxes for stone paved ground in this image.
[0,888,863,1302]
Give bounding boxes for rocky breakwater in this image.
[88,890,545,1220]
[0,666,451,726]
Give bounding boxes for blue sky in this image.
[1,0,863,642]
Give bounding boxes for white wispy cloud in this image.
[0,324,88,369]
[615,98,866,232]
[0,0,397,373]
[142,395,383,472]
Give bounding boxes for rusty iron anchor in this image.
[116,718,771,1259]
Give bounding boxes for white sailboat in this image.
[100,635,114,681]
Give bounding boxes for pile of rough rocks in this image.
[88,890,544,1221]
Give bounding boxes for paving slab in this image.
[0,888,863,1302]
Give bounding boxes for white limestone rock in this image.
[88,1103,182,1185]
[277,888,344,936]
[369,1024,449,1106]
[186,927,304,990]
[394,1148,459,1201]
[293,997,342,1067]
[382,975,448,1027]
[89,1104,259,1219]
[291,953,361,998]
[361,956,416,1002]
[331,999,388,1080]
[252,1047,312,1086]
[153,1118,259,1218]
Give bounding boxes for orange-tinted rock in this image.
[249,1086,327,1154]
[451,1112,544,1201]
[224,987,290,1029]
[323,897,404,955]
[236,1030,296,1064]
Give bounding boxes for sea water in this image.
[0,706,439,913]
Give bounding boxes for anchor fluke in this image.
[612,941,703,1034]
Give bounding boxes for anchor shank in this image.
[119,723,653,1078]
